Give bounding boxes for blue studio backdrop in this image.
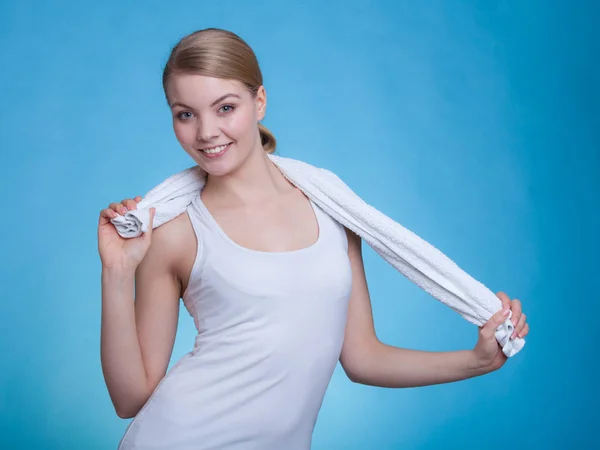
[0,1,598,449]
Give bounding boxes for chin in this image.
[196,148,244,177]
[202,163,237,177]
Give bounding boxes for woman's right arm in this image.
[98,199,181,419]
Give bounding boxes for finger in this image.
[518,323,530,338]
[98,208,117,227]
[513,313,527,339]
[109,202,129,216]
[98,211,110,225]
[100,208,118,219]
[134,196,142,202]
[510,299,523,337]
[120,198,137,214]
[481,308,510,339]
[123,198,138,211]
[496,292,511,312]
[511,310,525,339]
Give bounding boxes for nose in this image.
[196,116,219,142]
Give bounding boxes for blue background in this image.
[1,1,598,448]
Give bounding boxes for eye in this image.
[218,105,235,114]
[177,111,194,120]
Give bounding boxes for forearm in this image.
[352,343,492,388]
[100,268,151,417]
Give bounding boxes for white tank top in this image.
[119,193,353,450]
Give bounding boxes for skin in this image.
[98,74,530,418]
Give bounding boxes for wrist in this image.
[468,349,496,376]
[102,265,137,281]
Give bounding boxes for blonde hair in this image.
[162,28,276,154]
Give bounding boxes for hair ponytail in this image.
[258,123,276,154]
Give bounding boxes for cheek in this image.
[225,109,257,139]
[173,121,195,145]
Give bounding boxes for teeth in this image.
[202,143,229,154]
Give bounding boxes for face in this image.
[166,74,266,176]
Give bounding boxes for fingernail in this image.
[504,309,510,316]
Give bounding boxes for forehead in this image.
[167,73,247,105]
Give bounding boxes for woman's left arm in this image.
[339,229,530,388]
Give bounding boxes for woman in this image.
[98,28,529,449]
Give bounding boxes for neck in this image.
[203,144,290,206]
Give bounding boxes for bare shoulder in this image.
[141,211,197,296]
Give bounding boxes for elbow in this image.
[344,366,372,385]
[113,395,146,419]
[340,356,373,385]
[116,410,134,420]
[340,339,383,386]
[346,372,364,385]
[115,405,141,419]
[110,382,154,419]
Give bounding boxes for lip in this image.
[199,142,232,159]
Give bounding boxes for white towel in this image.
[111,154,525,357]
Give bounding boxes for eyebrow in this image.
[170,93,241,109]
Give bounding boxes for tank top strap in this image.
[310,200,349,254]
[182,195,211,300]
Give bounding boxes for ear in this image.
[256,85,267,121]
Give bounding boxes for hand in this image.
[472,292,530,372]
[97,196,155,271]
[496,292,529,340]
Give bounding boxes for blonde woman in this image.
[98,28,529,449]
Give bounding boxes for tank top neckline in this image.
[192,193,324,256]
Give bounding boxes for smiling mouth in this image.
[200,142,232,154]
